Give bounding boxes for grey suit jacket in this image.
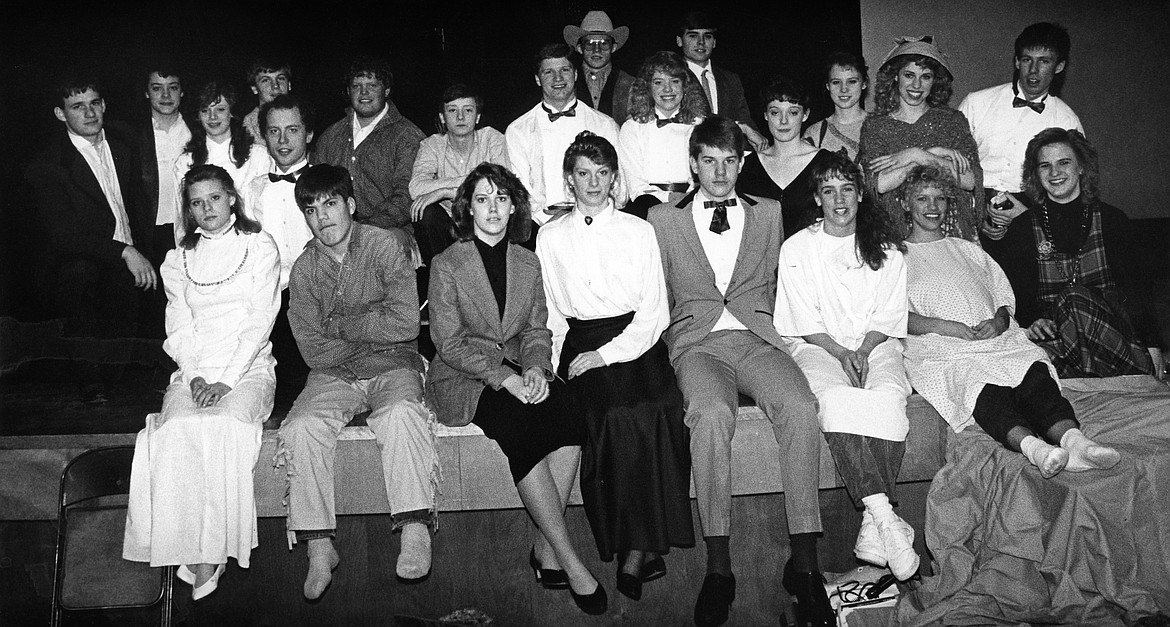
[426,240,554,426]
[647,191,786,365]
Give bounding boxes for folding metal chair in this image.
[50,446,173,626]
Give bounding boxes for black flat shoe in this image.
[781,560,834,627]
[694,572,736,627]
[570,581,608,615]
[616,562,642,601]
[529,547,568,589]
[640,556,667,582]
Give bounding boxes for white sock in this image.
[1020,435,1068,478]
[862,493,894,521]
[1060,428,1121,472]
[397,523,432,580]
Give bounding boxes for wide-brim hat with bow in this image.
[563,11,629,52]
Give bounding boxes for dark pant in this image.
[824,432,905,510]
[272,288,309,389]
[972,362,1077,446]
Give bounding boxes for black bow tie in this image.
[656,115,685,128]
[704,198,737,234]
[543,103,577,122]
[268,167,304,183]
[1012,97,1045,114]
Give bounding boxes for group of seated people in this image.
[25,9,1157,627]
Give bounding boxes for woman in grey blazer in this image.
[426,163,606,615]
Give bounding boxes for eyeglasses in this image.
[582,39,613,51]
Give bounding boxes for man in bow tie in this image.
[959,22,1083,240]
[647,116,831,627]
[565,10,635,125]
[246,94,316,390]
[505,42,620,244]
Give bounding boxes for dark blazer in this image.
[575,67,636,125]
[26,122,151,275]
[698,65,758,132]
[426,240,554,427]
[137,114,192,227]
[647,191,785,365]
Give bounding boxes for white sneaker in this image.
[877,515,919,581]
[854,510,887,567]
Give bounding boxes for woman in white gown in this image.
[899,164,1120,479]
[124,164,281,600]
[775,152,918,581]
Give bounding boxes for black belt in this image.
[651,182,690,193]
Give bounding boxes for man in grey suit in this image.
[647,117,832,627]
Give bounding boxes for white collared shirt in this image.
[246,158,314,291]
[692,189,746,331]
[617,115,697,202]
[537,98,586,213]
[69,129,133,245]
[352,104,389,150]
[686,60,719,114]
[957,81,1083,192]
[153,115,192,226]
[536,201,670,368]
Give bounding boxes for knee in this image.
[684,398,736,442]
[369,398,432,435]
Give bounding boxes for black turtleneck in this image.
[473,237,508,318]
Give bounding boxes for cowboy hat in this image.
[563,11,629,52]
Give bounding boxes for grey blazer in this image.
[647,191,786,365]
[426,240,554,426]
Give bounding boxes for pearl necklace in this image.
[182,244,249,287]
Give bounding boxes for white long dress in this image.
[902,237,1056,432]
[775,223,911,440]
[124,221,280,568]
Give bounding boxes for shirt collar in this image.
[694,189,739,211]
[152,113,185,133]
[196,213,237,238]
[573,201,615,226]
[585,65,611,82]
[1013,81,1049,103]
[353,103,390,130]
[542,98,578,114]
[67,127,104,150]
[272,158,309,175]
[686,59,713,75]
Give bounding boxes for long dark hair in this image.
[811,153,905,270]
[451,163,533,244]
[872,54,953,117]
[178,165,262,249]
[184,81,254,168]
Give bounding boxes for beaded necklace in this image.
[1038,197,1092,284]
[182,242,249,287]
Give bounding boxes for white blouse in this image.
[618,116,697,202]
[161,225,281,388]
[536,203,669,368]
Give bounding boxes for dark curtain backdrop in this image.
[0,1,863,320]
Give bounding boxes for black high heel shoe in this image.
[569,581,608,615]
[529,547,568,589]
[781,559,834,627]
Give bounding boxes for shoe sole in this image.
[396,570,431,585]
[854,547,888,567]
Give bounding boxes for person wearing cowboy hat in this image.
[564,10,635,125]
[958,22,1084,240]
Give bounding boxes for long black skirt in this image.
[473,376,584,484]
[559,312,695,560]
